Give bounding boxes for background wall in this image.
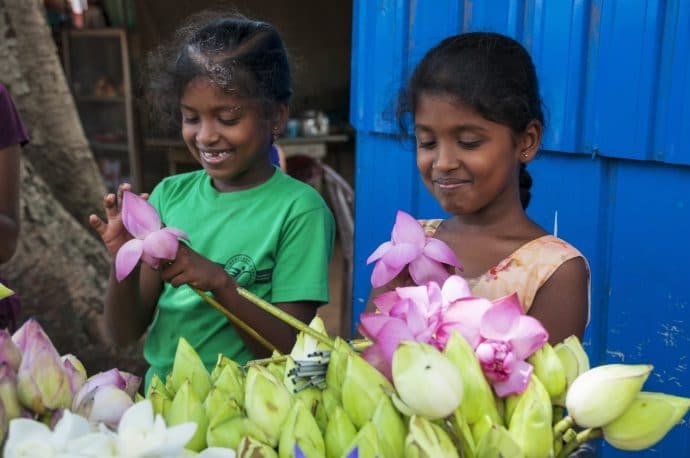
[350,1,690,455]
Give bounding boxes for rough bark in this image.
[0,161,146,376]
[0,0,107,229]
[0,0,146,376]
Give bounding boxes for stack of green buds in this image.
[144,312,690,458]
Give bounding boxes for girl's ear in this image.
[271,103,290,137]
[519,120,543,163]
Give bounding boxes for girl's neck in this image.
[454,191,532,236]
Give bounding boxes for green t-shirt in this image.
[143,168,334,387]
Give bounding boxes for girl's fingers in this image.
[89,214,106,235]
[115,183,132,210]
[103,193,119,220]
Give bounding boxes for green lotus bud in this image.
[528,343,566,402]
[508,375,552,458]
[290,316,329,361]
[147,373,172,417]
[237,435,279,458]
[372,394,406,458]
[404,415,459,458]
[0,364,21,422]
[212,362,245,406]
[207,415,270,450]
[325,338,353,401]
[0,330,22,373]
[475,423,524,458]
[315,388,339,432]
[169,337,211,402]
[325,406,357,458]
[449,410,476,458]
[0,283,13,300]
[444,332,500,425]
[245,365,293,446]
[341,351,392,428]
[166,379,208,452]
[204,386,242,425]
[278,399,325,458]
[393,342,462,420]
[503,392,519,427]
[344,421,382,458]
[553,336,590,406]
[566,364,652,428]
[266,351,287,381]
[602,392,690,450]
[210,354,243,385]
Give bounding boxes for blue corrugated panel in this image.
[351,1,690,455]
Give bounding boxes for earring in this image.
[521,153,529,159]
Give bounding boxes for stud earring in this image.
[521,153,529,159]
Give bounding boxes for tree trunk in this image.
[0,161,146,375]
[0,0,107,228]
[0,1,146,375]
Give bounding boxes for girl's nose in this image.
[196,120,220,145]
[434,142,459,171]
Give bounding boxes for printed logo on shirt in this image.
[223,255,273,286]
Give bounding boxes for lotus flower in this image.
[72,368,134,428]
[116,191,188,281]
[116,399,198,457]
[466,294,548,397]
[0,328,22,372]
[366,210,461,287]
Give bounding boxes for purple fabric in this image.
[0,277,20,332]
[270,144,280,167]
[0,83,29,149]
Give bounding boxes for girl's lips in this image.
[434,179,471,190]
[200,150,233,164]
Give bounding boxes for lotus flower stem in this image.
[246,355,289,366]
[237,287,334,349]
[553,415,575,439]
[557,428,602,458]
[192,287,279,353]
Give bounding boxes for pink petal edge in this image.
[115,239,144,282]
[492,360,533,397]
[121,191,161,239]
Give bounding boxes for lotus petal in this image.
[121,191,160,239]
[115,238,144,282]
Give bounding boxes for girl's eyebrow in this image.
[180,104,242,112]
[414,123,488,133]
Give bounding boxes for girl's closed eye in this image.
[458,138,483,149]
[417,139,437,149]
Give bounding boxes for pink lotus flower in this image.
[471,294,548,397]
[116,191,188,282]
[366,211,461,288]
[72,368,134,428]
[359,277,473,379]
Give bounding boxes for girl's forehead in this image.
[180,77,257,109]
[415,93,483,121]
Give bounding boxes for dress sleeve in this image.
[0,85,29,149]
[270,205,335,304]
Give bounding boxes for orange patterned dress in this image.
[419,219,590,315]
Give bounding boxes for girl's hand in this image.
[89,184,149,258]
[159,243,230,292]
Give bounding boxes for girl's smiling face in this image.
[414,93,528,217]
[180,77,285,192]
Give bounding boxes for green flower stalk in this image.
[602,392,690,450]
[325,406,357,458]
[528,343,566,402]
[372,394,406,458]
[237,435,279,458]
[341,352,392,428]
[278,398,326,458]
[508,375,553,458]
[169,337,211,402]
[392,341,463,420]
[245,365,293,446]
[444,332,500,425]
[565,364,651,428]
[166,379,208,452]
[404,415,459,458]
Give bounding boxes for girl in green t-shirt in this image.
[89,13,334,384]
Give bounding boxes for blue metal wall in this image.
[350,1,690,455]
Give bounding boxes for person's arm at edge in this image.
[0,144,21,263]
